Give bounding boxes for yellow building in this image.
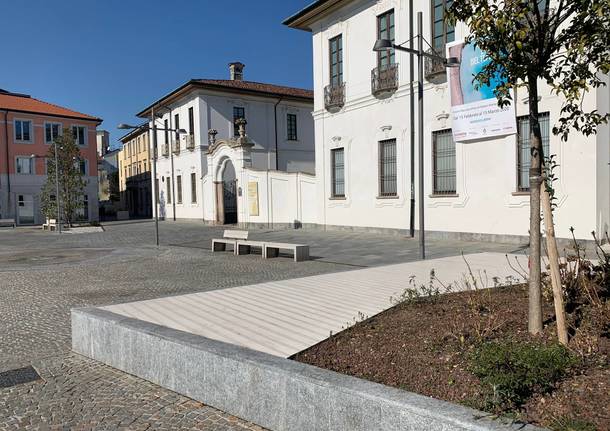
[118,127,152,218]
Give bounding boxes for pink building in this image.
[0,89,102,225]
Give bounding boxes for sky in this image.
[0,0,313,149]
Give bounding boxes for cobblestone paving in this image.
[0,220,522,429]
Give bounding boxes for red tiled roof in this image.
[194,79,313,99]
[0,92,101,122]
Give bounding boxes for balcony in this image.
[324,83,345,112]
[424,48,447,83]
[172,139,180,155]
[185,134,195,151]
[161,143,169,157]
[371,63,399,97]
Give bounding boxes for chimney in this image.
[229,62,245,81]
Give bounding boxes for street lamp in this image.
[373,10,459,260]
[118,113,187,247]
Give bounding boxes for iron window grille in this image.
[287,114,297,141]
[379,139,397,197]
[331,148,345,198]
[432,129,456,195]
[517,112,550,192]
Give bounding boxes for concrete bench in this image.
[263,242,310,262]
[236,240,266,257]
[42,218,58,231]
[212,230,249,254]
[0,218,16,228]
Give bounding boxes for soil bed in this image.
[293,285,610,430]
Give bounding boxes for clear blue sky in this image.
[0,0,313,149]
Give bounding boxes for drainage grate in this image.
[0,366,41,388]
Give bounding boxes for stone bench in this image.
[264,242,310,262]
[0,218,16,228]
[212,230,249,254]
[236,240,266,257]
[42,218,58,231]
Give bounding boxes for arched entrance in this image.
[217,159,237,224]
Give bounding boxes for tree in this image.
[448,0,610,335]
[40,128,87,226]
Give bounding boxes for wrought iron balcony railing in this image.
[424,48,447,82]
[324,83,345,112]
[371,63,399,97]
[185,134,195,151]
[161,143,169,157]
[172,139,180,155]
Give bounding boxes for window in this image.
[379,139,397,197]
[77,195,89,220]
[329,34,343,86]
[174,114,180,136]
[155,178,160,202]
[432,129,456,195]
[164,119,169,144]
[331,148,345,198]
[377,10,395,69]
[233,106,245,136]
[166,178,172,204]
[287,114,298,141]
[14,119,32,142]
[72,126,87,146]
[16,157,34,174]
[191,172,197,203]
[176,175,183,204]
[45,122,62,144]
[78,159,88,176]
[188,107,195,136]
[517,112,550,191]
[431,0,455,53]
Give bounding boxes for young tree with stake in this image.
[448,0,610,339]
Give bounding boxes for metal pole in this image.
[417,11,425,260]
[409,0,415,238]
[54,140,61,234]
[151,106,160,247]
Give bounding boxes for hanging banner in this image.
[447,41,517,142]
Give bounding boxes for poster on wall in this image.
[447,41,517,142]
[248,182,259,216]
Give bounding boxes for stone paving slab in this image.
[103,252,529,358]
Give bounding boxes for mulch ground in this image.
[292,285,610,430]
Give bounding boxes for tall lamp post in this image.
[119,108,186,247]
[374,11,459,260]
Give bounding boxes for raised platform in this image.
[100,252,529,358]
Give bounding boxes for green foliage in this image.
[448,0,610,141]
[470,340,577,411]
[40,128,87,225]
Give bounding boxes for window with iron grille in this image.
[329,34,343,86]
[331,148,345,198]
[431,0,454,53]
[432,129,456,195]
[517,112,550,191]
[287,114,297,141]
[191,172,197,203]
[377,9,395,69]
[379,139,397,197]
[166,178,171,204]
[233,107,245,136]
[176,175,183,204]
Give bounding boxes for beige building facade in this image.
[118,126,152,218]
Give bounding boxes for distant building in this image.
[0,89,102,225]
[138,62,315,223]
[98,148,120,218]
[96,130,110,157]
[118,126,151,218]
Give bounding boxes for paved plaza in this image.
[0,220,525,430]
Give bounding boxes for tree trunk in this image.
[541,183,569,345]
[528,76,544,334]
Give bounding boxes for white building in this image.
[140,63,315,224]
[284,0,610,242]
